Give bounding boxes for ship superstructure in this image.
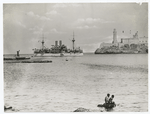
[33,33,83,57]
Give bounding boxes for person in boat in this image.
[108,95,116,106]
[105,93,110,104]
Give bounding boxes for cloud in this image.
[39,16,51,21]
[50,28,57,32]
[77,18,115,24]
[76,25,98,29]
[50,28,65,34]
[70,4,81,7]
[15,21,26,28]
[29,26,43,34]
[86,18,101,23]
[27,11,51,21]
[77,19,85,23]
[53,4,67,8]
[29,26,43,31]
[4,3,148,54]
[27,11,34,16]
[53,4,81,8]
[46,10,59,15]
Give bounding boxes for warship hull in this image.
[33,32,83,57]
[34,53,83,57]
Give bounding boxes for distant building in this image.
[138,36,148,44]
[112,29,117,44]
[99,29,118,48]
[99,29,148,48]
[121,31,138,44]
[120,31,148,46]
[100,42,113,48]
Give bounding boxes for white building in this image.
[138,36,148,44]
[121,31,148,46]
[99,29,148,48]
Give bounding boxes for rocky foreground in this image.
[95,44,148,54]
[4,105,104,112]
[73,108,91,112]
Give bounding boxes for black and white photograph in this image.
[2,0,149,112]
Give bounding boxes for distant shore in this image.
[95,44,148,54]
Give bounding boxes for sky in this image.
[3,3,148,54]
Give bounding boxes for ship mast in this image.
[72,31,75,51]
[41,33,45,50]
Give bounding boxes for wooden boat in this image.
[97,103,116,109]
[15,57,30,60]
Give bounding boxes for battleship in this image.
[33,32,83,57]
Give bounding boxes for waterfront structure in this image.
[99,29,148,49]
[121,31,139,44]
[112,29,117,44]
[99,29,118,48]
[120,31,148,47]
[138,36,148,44]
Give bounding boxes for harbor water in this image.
[4,53,148,112]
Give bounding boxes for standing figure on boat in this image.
[105,93,110,104]
[108,95,116,106]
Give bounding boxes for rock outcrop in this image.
[74,107,91,112]
[4,105,18,112]
[95,44,148,54]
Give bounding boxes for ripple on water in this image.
[4,54,148,112]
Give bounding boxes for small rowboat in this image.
[97,103,116,109]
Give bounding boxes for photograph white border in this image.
[1,0,149,114]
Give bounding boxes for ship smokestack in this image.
[59,40,62,46]
[17,50,20,57]
[55,41,58,47]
